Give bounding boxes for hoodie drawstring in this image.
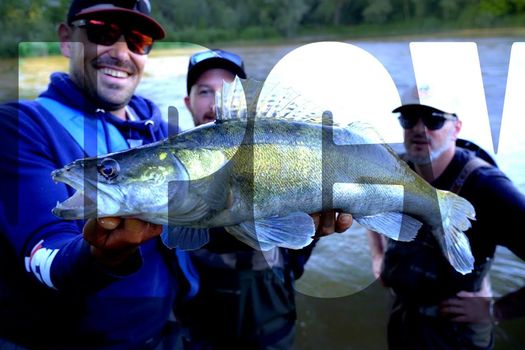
[97,109,115,154]
[145,120,157,142]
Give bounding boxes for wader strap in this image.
[450,157,492,194]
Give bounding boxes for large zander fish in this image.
[52,79,476,274]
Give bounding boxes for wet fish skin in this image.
[52,117,476,274]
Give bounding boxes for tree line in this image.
[2,0,525,57]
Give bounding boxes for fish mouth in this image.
[51,167,98,220]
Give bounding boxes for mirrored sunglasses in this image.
[71,19,154,55]
[398,111,458,130]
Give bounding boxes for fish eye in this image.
[97,158,120,180]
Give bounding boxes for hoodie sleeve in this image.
[0,103,143,293]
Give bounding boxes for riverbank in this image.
[5,22,525,59]
[3,27,524,104]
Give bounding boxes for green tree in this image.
[362,0,393,23]
[439,0,459,20]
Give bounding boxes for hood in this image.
[39,72,167,139]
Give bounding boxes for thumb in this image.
[98,217,121,230]
[456,290,475,298]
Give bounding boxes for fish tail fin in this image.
[434,190,476,275]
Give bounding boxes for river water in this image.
[15,37,525,349]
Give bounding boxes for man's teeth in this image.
[100,68,129,78]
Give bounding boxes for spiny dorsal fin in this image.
[343,120,388,144]
[255,81,324,123]
[215,76,348,125]
[215,76,248,121]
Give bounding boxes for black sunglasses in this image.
[398,111,458,130]
[189,49,244,71]
[71,19,154,55]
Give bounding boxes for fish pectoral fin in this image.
[161,226,210,250]
[203,165,234,211]
[225,212,316,251]
[167,191,212,224]
[355,212,422,242]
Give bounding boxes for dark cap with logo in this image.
[186,49,247,94]
[67,0,165,39]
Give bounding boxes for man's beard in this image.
[405,130,454,165]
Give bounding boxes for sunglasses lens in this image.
[127,29,154,55]
[423,117,445,130]
[398,115,417,129]
[81,19,153,55]
[398,113,447,130]
[85,20,121,46]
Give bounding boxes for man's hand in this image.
[311,210,353,238]
[439,291,494,323]
[83,217,163,270]
[366,230,386,281]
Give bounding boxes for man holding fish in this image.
[173,48,338,349]
[0,1,351,349]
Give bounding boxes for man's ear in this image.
[452,119,462,140]
[184,95,192,112]
[58,23,73,58]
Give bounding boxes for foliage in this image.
[362,0,393,24]
[1,0,525,58]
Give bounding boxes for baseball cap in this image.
[186,49,247,94]
[67,0,165,39]
[393,83,457,115]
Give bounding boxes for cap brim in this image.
[74,8,165,39]
[392,103,447,115]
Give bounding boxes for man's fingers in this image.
[441,305,463,314]
[335,213,353,233]
[98,217,121,230]
[311,213,320,229]
[441,298,462,307]
[448,315,469,323]
[310,211,353,237]
[85,218,162,250]
[456,290,475,298]
[321,210,335,229]
[315,210,335,237]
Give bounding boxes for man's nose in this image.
[412,118,427,132]
[108,35,130,58]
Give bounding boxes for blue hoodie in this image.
[0,73,196,349]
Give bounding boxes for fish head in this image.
[52,145,189,222]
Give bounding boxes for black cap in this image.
[392,103,449,116]
[186,49,247,94]
[67,0,165,39]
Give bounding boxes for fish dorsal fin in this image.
[255,81,326,124]
[215,77,346,125]
[342,121,388,145]
[215,76,249,121]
